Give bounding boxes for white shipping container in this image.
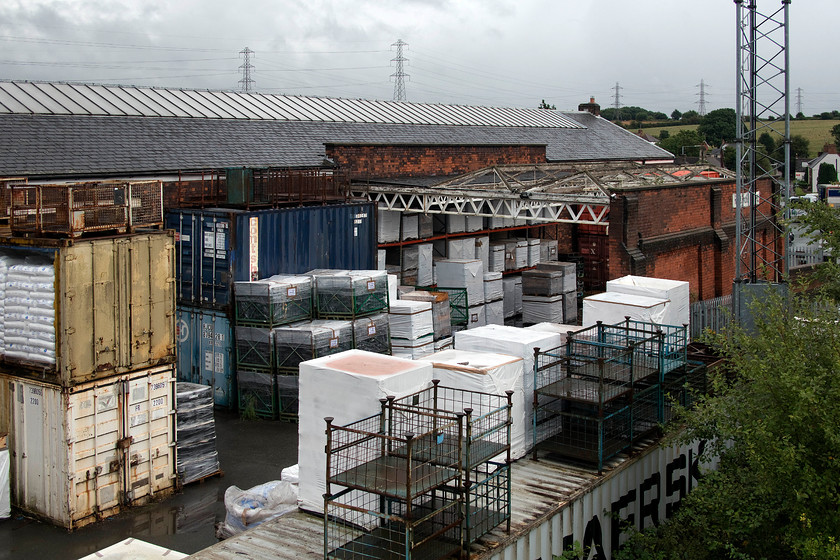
[0,365,177,529]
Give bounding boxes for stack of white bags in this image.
[3,263,56,365]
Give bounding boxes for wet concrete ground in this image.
[0,410,299,559]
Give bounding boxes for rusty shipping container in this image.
[0,231,176,386]
[0,365,177,530]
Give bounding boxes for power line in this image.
[238,47,255,92]
[391,39,409,102]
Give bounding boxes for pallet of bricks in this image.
[235,270,391,421]
[0,183,183,528]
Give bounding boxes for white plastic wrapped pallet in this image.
[467,304,486,329]
[391,336,435,359]
[539,239,559,262]
[401,213,419,241]
[434,259,485,306]
[377,249,386,270]
[388,300,434,340]
[502,276,517,319]
[423,349,527,458]
[454,325,563,458]
[526,322,582,337]
[522,294,565,324]
[387,274,399,305]
[402,244,433,286]
[582,291,670,327]
[483,271,504,302]
[446,214,466,234]
[377,208,402,243]
[297,350,433,513]
[77,538,187,560]
[474,236,490,271]
[605,275,690,326]
[485,299,504,326]
[526,239,540,267]
[465,215,484,232]
[489,243,506,272]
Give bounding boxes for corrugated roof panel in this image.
[146,89,198,117]
[120,87,171,117]
[395,101,436,125]
[190,89,243,119]
[49,84,109,115]
[356,98,408,124]
[142,88,193,118]
[246,93,293,120]
[260,95,308,120]
[80,85,131,115]
[218,91,272,120]
[286,96,339,122]
[180,90,231,118]
[41,83,99,115]
[165,89,216,118]
[0,83,34,113]
[11,82,71,114]
[299,96,347,122]
[318,97,364,123]
[340,98,380,123]
[417,103,460,126]
[100,86,145,116]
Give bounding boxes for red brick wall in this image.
[608,178,774,300]
[325,144,546,179]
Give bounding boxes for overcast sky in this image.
[0,0,837,115]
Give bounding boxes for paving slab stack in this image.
[400,290,453,351]
[521,261,578,325]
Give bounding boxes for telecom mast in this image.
[733,0,791,326]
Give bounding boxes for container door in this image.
[123,367,176,503]
[167,211,199,306]
[176,307,200,384]
[200,214,232,308]
[12,380,57,522]
[67,380,123,525]
[200,311,233,408]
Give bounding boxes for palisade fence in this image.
[690,294,732,340]
[787,245,824,269]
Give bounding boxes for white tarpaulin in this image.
[424,349,526,458]
[582,291,669,328]
[389,300,433,340]
[606,275,690,326]
[454,325,563,457]
[435,259,485,306]
[298,350,433,513]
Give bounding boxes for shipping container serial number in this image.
[151,382,166,392]
[29,386,43,406]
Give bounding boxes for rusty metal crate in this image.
[10,180,163,237]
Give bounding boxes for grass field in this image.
[639,120,839,158]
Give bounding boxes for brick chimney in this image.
[578,97,600,116]
[823,143,838,155]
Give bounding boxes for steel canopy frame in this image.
[351,162,731,225]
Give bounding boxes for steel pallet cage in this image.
[418,287,468,327]
[237,370,277,419]
[233,279,312,327]
[234,326,275,372]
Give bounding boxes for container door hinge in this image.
[117,436,133,450]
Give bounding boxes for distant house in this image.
[804,144,840,192]
[635,129,659,143]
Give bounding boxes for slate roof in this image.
[0,83,673,179]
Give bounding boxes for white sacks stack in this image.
[389,300,434,358]
[0,257,9,355]
[425,349,526,458]
[4,263,56,365]
[454,325,563,457]
[297,350,433,513]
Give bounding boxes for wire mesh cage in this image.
[419,287,467,327]
[237,370,277,419]
[234,275,312,327]
[274,321,353,373]
[325,488,463,560]
[662,360,708,422]
[235,326,274,371]
[10,181,164,236]
[314,271,390,319]
[352,313,392,355]
[276,374,300,422]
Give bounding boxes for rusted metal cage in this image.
[0,177,27,221]
[9,180,164,236]
[325,405,465,560]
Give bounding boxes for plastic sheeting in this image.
[539,239,559,262]
[402,244,433,287]
[467,304,486,329]
[391,336,435,359]
[400,291,452,339]
[378,208,402,243]
[445,214,466,234]
[484,271,503,302]
[605,275,690,326]
[0,447,9,519]
[389,300,433,340]
[298,350,433,513]
[424,349,526,459]
[465,215,484,233]
[454,325,563,457]
[582,291,669,328]
[485,299,504,326]
[474,236,490,270]
[522,294,565,324]
[434,259,484,306]
[526,322,582,337]
[218,480,299,538]
[489,243,506,273]
[176,383,220,485]
[401,213,419,241]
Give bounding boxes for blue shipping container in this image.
[176,306,235,408]
[166,202,376,309]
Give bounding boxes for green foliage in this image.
[659,129,670,140]
[818,162,838,185]
[240,393,258,421]
[658,129,705,157]
[723,146,736,170]
[831,123,840,147]
[681,110,701,124]
[539,99,556,110]
[791,134,811,159]
[614,290,840,559]
[671,109,682,121]
[697,108,736,146]
[793,199,840,299]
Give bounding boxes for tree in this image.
[538,99,556,110]
[697,108,736,146]
[658,129,705,157]
[671,109,682,121]
[790,134,811,159]
[796,112,805,120]
[658,130,670,140]
[831,123,840,147]
[818,162,838,185]
[616,290,840,560]
[680,110,701,124]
